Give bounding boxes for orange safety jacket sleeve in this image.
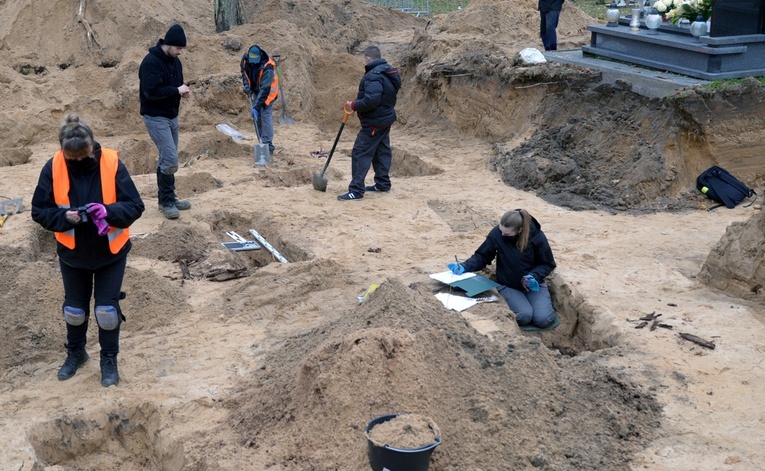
[253,61,279,110]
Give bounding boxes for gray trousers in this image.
[254,103,275,153]
[497,283,557,328]
[143,115,180,206]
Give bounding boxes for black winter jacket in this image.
[139,40,184,118]
[31,143,145,270]
[352,59,401,128]
[539,0,564,12]
[461,217,556,291]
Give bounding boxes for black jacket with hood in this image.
[139,40,185,119]
[461,216,557,291]
[538,0,564,12]
[351,58,402,128]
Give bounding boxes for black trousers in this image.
[59,255,127,355]
[157,169,177,207]
[349,127,392,195]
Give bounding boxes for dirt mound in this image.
[699,211,765,301]
[227,278,660,470]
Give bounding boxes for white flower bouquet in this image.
[652,0,713,24]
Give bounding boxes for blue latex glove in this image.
[522,274,539,292]
[448,263,465,275]
[251,107,259,119]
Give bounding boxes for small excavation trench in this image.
[26,403,184,471]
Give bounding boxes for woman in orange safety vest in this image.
[31,113,144,388]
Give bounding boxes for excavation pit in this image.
[27,403,184,471]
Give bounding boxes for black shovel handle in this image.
[247,94,263,143]
[319,104,354,177]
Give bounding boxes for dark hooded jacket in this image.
[538,0,564,12]
[351,58,402,128]
[461,216,556,291]
[139,40,185,119]
[240,46,279,110]
[31,142,145,270]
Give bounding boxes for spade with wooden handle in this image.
[312,103,354,192]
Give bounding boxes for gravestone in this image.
[710,0,765,36]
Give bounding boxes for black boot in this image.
[58,348,89,381]
[100,353,120,387]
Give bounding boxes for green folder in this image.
[450,274,501,297]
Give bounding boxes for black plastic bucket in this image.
[365,414,442,471]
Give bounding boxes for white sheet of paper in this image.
[435,293,480,312]
[429,270,476,284]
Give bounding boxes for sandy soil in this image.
[0,0,764,470]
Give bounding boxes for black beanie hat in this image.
[164,24,186,47]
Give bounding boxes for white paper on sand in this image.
[435,293,480,312]
[428,270,475,284]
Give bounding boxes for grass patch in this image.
[429,0,469,15]
[708,77,765,89]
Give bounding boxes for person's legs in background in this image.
[259,104,275,154]
[370,128,392,191]
[540,10,561,51]
[339,128,375,200]
[144,115,189,218]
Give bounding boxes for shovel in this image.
[247,94,270,166]
[272,54,295,126]
[312,103,354,192]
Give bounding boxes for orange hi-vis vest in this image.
[52,148,130,254]
[242,57,280,107]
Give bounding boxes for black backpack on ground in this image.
[696,166,757,211]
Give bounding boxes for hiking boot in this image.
[337,192,363,201]
[160,204,180,219]
[365,185,390,193]
[57,348,89,381]
[100,354,120,387]
[158,200,191,211]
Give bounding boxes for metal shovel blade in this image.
[311,104,352,192]
[312,170,328,192]
[254,143,270,166]
[279,113,295,126]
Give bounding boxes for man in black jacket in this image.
[539,0,565,51]
[339,45,402,201]
[139,24,192,219]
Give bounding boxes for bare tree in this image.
[214,0,246,33]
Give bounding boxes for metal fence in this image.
[364,0,469,17]
[365,0,430,16]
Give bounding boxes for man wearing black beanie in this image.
[138,24,192,219]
